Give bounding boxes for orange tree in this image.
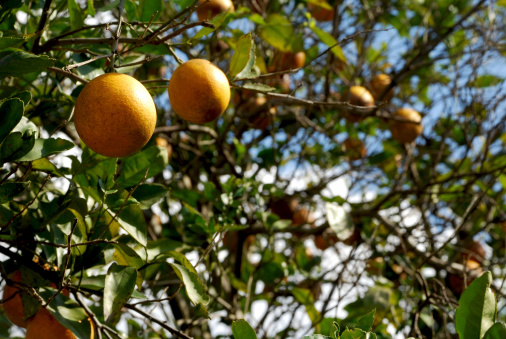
[0,0,506,338]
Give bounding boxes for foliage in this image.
[0,0,506,338]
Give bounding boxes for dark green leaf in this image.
[116,146,169,187]
[0,51,55,77]
[455,271,496,339]
[357,309,375,332]
[104,263,137,322]
[131,183,168,208]
[0,182,29,203]
[68,0,85,30]
[140,0,162,22]
[38,288,92,339]
[483,323,506,339]
[0,37,25,49]
[0,98,24,144]
[0,130,35,164]
[17,138,74,162]
[87,0,96,16]
[105,186,147,246]
[232,319,257,339]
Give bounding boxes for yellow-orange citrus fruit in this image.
[168,59,231,124]
[74,73,157,158]
[26,308,95,339]
[370,74,394,101]
[2,271,29,328]
[344,86,375,123]
[389,108,423,143]
[197,0,234,21]
[308,2,334,22]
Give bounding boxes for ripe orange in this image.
[270,51,306,72]
[26,308,94,339]
[74,73,157,158]
[196,0,234,21]
[344,86,375,123]
[370,74,394,101]
[168,59,231,124]
[308,2,334,22]
[389,108,423,143]
[2,271,29,328]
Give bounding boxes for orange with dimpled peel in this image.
[73,73,157,158]
[168,59,231,124]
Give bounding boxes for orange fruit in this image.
[344,86,375,123]
[196,0,234,21]
[74,73,157,158]
[292,208,316,226]
[370,74,394,101]
[26,308,94,339]
[168,59,231,124]
[343,137,367,160]
[308,2,334,22]
[270,51,306,71]
[389,108,423,143]
[2,271,29,328]
[241,96,277,130]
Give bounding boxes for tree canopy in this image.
[0,0,505,338]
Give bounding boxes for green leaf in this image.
[170,263,210,306]
[105,186,147,247]
[0,51,55,78]
[230,33,256,79]
[103,263,137,322]
[0,98,24,144]
[357,309,375,332]
[192,11,228,40]
[68,0,85,30]
[259,14,294,52]
[292,287,321,324]
[163,251,197,275]
[113,243,144,269]
[0,182,29,203]
[87,0,96,16]
[483,323,506,339]
[309,23,346,62]
[0,130,35,164]
[116,146,169,187]
[241,83,276,92]
[140,0,162,22]
[17,138,74,162]
[302,335,332,339]
[38,288,92,339]
[131,183,168,209]
[474,75,503,88]
[455,271,496,339]
[0,37,25,49]
[232,319,257,339]
[341,328,370,339]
